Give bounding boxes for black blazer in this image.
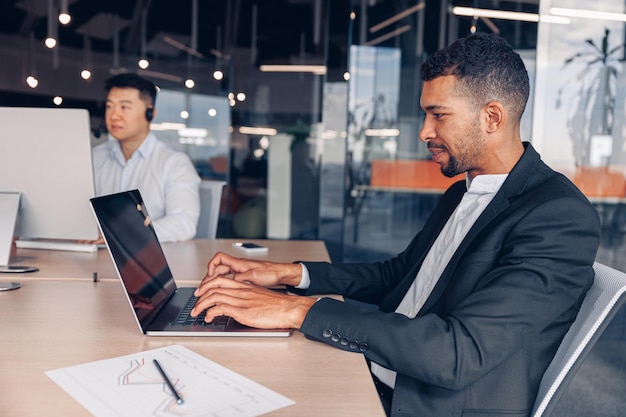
[297,143,601,417]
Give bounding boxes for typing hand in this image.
[200,251,302,289]
[190,277,316,329]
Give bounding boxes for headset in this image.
[145,107,154,122]
[92,119,106,139]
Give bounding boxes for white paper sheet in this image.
[46,344,295,417]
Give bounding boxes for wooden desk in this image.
[3,239,331,283]
[0,240,384,417]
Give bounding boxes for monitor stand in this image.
[0,192,38,276]
[0,282,21,291]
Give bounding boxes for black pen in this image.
[153,359,184,405]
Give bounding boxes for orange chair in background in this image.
[570,167,626,199]
[370,159,464,190]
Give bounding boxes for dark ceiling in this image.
[0,0,541,114]
[0,0,541,69]
[0,0,352,68]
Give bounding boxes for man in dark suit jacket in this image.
[191,33,601,417]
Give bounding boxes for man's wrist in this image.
[291,296,318,329]
[294,263,311,289]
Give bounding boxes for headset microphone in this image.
[92,119,106,139]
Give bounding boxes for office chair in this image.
[531,262,626,417]
[195,180,226,239]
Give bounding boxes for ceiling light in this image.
[58,0,71,25]
[259,65,327,75]
[550,7,626,22]
[539,15,571,24]
[58,13,71,25]
[239,126,278,136]
[365,128,400,137]
[179,128,208,138]
[53,96,63,105]
[46,0,57,48]
[138,58,150,69]
[150,122,187,131]
[26,75,38,88]
[343,72,350,81]
[185,79,195,88]
[208,108,217,117]
[236,92,246,102]
[213,70,224,80]
[452,6,539,22]
[180,111,189,119]
[137,7,152,73]
[81,36,92,81]
[45,37,57,49]
[452,6,570,24]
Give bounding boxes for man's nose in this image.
[419,118,433,142]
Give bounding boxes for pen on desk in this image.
[93,272,98,283]
[153,359,184,405]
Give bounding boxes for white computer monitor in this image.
[0,107,99,272]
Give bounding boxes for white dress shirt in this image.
[92,133,201,242]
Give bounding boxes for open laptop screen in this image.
[91,190,176,324]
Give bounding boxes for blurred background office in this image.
[0,1,625,415]
[1,0,625,261]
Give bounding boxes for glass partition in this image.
[533,0,626,271]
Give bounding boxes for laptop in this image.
[90,189,291,337]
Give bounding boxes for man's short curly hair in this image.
[421,33,529,122]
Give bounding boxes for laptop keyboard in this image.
[173,295,230,326]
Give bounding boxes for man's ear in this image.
[483,101,505,133]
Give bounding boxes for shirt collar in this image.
[465,173,508,194]
[109,132,156,163]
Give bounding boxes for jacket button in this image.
[358,343,369,352]
[322,329,332,338]
[340,337,350,346]
[331,333,341,342]
[349,341,359,349]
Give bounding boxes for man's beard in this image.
[428,144,464,177]
[433,126,482,178]
[441,154,462,177]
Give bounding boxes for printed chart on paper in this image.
[46,344,294,417]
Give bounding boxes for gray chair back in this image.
[195,180,226,239]
[532,262,626,416]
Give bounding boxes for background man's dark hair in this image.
[420,33,530,122]
[104,73,158,107]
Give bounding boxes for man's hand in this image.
[190,277,316,329]
[197,251,302,290]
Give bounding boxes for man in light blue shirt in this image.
[92,73,200,242]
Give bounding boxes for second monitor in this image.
[0,107,99,271]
